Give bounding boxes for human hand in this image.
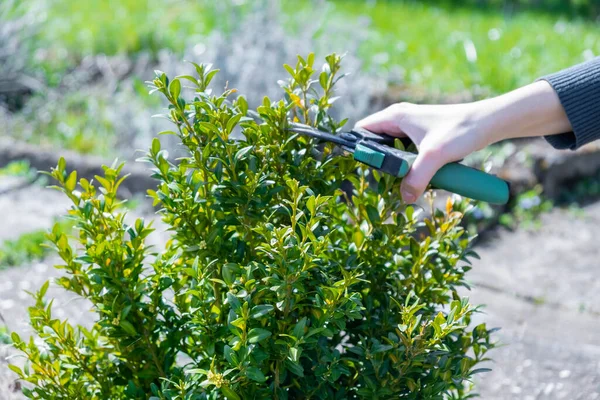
[356,102,490,203]
[356,81,571,203]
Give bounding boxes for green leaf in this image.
[366,204,380,224]
[227,114,243,133]
[224,345,239,366]
[410,237,420,259]
[39,280,50,297]
[235,146,253,162]
[319,71,328,89]
[306,196,316,216]
[248,328,271,344]
[289,347,300,362]
[371,344,393,354]
[204,69,220,87]
[293,317,307,338]
[283,64,296,78]
[198,122,219,133]
[245,366,266,382]
[250,305,274,319]
[57,157,66,172]
[185,368,208,376]
[65,171,77,192]
[227,292,242,312]
[169,78,181,99]
[305,327,326,338]
[470,368,492,375]
[237,96,248,114]
[394,138,405,151]
[221,386,241,400]
[175,75,198,86]
[434,311,446,328]
[8,364,22,377]
[285,359,304,377]
[222,263,236,286]
[151,138,161,154]
[120,320,138,336]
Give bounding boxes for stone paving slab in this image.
[0,177,30,194]
[0,258,96,335]
[0,345,21,400]
[465,201,600,399]
[475,333,600,400]
[0,138,156,197]
[470,201,600,315]
[0,184,70,242]
[466,288,600,399]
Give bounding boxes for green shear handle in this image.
[429,163,510,205]
[353,141,510,205]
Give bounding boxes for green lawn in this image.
[336,0,598,95]
[40,0,599,97]
[45,0,208,56]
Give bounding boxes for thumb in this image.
[400,149,444,203]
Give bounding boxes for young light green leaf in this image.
[169,78,181,100]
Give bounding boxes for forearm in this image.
[472,80,572,145]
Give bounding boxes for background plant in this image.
[4,0,598,156]
[0,219,73,269]
[1,0,383,157]
[0,0,44,110]
[9,53,495,399]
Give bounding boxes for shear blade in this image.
[287,123,356,148]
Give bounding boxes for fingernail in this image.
[402,189,416,204]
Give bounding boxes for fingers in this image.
[400,148,444,204]
[355,103,408,136]
[357,103,450,203]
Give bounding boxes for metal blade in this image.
[287,123,356,149]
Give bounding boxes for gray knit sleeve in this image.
[538,57,600,150]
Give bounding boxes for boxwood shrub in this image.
[9,53,495,399]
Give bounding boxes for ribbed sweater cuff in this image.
[538,57,600,150]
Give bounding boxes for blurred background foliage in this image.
[1,0,599,156]
[417,0,600,18]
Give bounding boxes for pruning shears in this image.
[287,122,510,204]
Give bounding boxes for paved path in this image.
[0,177,599,399]
[469,203,600,399]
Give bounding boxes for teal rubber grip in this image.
[430,163,510,205]
[354,144,385,168]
